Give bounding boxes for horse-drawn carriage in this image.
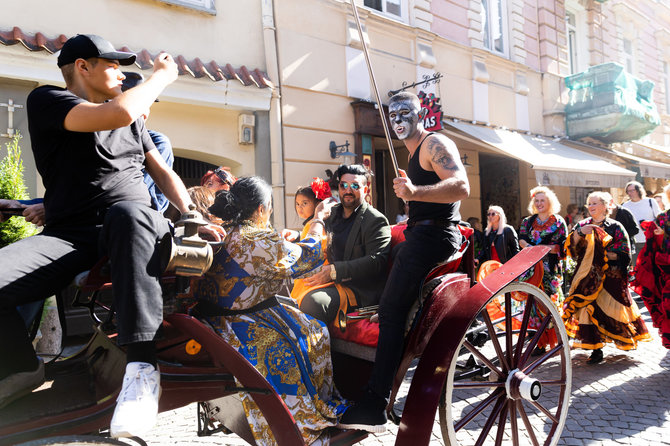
[0,218,571,446]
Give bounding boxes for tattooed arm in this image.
[393,133,469,203]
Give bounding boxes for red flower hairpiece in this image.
[311,177,332,201]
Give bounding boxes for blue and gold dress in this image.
[192,222,347,445]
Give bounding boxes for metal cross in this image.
[1,99,24,138]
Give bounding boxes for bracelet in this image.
[309,218,325,228]
[576,226,583,236]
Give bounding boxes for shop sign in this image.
[418,91,442,132]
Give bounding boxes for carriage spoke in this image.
[519,314,552,368]
[530,399,559,424]
[481,309,510,372]
[463,340,504,378]
[454,381,506,389]
[522,343,563,375]
[517,401,540,446]
[474,393,506,446]
[513,296,535,364]
[505,293,514,367]
[509,400,519,446]
[493,400,509,446]
[454,388,504,431]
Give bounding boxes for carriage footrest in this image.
[330,338,376,362]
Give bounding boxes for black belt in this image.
[192,296,280,317]
[407,218,456,228]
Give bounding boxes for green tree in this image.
[0,133,38,247]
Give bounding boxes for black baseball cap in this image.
[121,72,159,102]
[57,34,136,68]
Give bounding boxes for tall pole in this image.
[349,0,400,178]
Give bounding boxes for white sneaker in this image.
[110,362,161,438]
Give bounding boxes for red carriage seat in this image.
[329,223,473,353]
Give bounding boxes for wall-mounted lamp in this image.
[461,154,472,167]
[329,140,356,165]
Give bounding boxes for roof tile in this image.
[0,27,271,89]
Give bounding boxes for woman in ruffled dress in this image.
[518,186,568,353]
[632,183,670,349]
[563,191,650,363]
[191,176,346,445]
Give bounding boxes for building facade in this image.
[274,0,670,229]
[0,0,281,220]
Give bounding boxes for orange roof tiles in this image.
[0,27,272,89]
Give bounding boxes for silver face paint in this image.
[388,99,422,140]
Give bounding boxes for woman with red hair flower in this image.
[287,178,339,306]
[284,178,333,242]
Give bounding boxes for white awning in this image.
[443,120,637,188]
[611,149,670,180]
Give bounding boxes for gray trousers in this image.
[0,201,170,377]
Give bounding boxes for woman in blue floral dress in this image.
[518,186,568,352]
[191,176,347,445]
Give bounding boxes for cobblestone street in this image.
[143,295,670,446]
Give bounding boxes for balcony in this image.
[564,63,660,144]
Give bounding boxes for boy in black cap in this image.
[0,34,201,438]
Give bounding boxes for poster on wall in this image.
[418,91,443,132]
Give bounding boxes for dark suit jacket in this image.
[326,202,391,307]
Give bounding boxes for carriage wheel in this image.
[438,282,571,446]
[16,435,144,445]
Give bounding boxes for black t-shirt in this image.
[327,205,358,261]
[27,86,154,227]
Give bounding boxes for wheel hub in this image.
[505,368,541,401]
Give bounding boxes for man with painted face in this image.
[339,91,469,432]
[299,164,391,324]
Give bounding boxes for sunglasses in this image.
[214,167,234,186]
[487,212,498,216]
[339,182,361,190]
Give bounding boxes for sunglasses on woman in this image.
[214,167,234,186]
[487,212,497,216]
[339,182,361,190]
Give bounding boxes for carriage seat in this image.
[329,223,473,361]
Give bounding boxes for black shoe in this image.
[338,391,387,433]
[587,349,603,364]
[531,346,546,357]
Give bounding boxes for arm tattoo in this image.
[427,138,459,171]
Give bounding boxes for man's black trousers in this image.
[0,202,170,378]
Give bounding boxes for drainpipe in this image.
[261,0,286,229]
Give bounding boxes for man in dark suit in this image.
[299,164,391,323]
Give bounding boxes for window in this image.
[623,38,635,74]
[364,0,405,20]
[566,12,578,74]
[158,0,216,15]
[664,62,670,114]
[481,0,507,56]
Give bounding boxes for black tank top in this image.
[407,133,461,224]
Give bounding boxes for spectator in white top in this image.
[622,180,660,264]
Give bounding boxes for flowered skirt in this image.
[208,304,348,445]
[563,234,650,351]
[632,244,670,349]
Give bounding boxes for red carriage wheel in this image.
[438,282,571,446]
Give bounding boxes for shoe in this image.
[338,390,387,433]
[587,349,603,364]
[110,362,161,438]
[531,346,546,357]
[0,358,45,409]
